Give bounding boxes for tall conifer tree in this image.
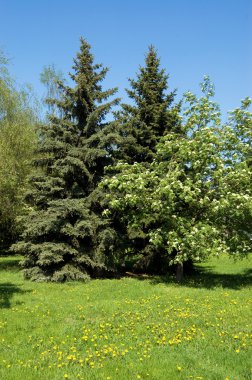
[116,45,181,163]
[110,46,181,272]
[13,38,119,281]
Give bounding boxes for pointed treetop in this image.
[126,44,172,107]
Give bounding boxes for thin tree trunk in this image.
[176,263,183,283]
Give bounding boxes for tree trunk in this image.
[176,263,183,283]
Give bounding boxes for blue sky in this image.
[0,0,251,117]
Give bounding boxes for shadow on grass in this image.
[149,266,252,290]
[0,282,32,308]
[0,256,20,272]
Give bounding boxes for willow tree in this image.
[0,51,38,249]
[13,38,120,281]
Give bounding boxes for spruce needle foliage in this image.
[12,38,120,282]
[110,46,181,271]
[116,45,181,163]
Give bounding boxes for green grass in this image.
[0,255,251,380]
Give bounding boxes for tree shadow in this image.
[0,283,31,308]
[150,266,252,290]
[0,256,20,272]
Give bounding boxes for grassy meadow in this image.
[0,254,251,380]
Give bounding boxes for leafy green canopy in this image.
[0,51,38,248]
[12,38,120,281]
[103,77,252,267]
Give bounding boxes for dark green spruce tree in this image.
[112,46,181,272]
[12,38,120,281]
[116,45,181,163]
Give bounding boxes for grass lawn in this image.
[0,254,251,380]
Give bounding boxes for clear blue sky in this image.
[1,0,251,116]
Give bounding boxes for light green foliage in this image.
[40,64,65,117]
[103,77,252,266]
[0,254,251,379]
[0,52,38,246]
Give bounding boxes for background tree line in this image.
[1,38,251,281]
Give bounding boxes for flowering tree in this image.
[102,78,252,281]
